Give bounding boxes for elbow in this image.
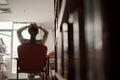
[46,31,49,35]
[17,30,20,34]
[47,31,49,34]
[17,30,19,34]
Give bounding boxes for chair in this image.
[16,43,48,80]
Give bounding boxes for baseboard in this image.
[9,79,40,80]
[8,79,28,80]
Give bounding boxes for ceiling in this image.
[0,0,54,29]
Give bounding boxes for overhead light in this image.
[0,8,11,13]
[0,0,8,5]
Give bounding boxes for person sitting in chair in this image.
[17,23,48,80]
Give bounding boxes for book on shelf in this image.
[0,38,7,54]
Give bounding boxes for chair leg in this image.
[45,71,47,80]
[17,66,19,80]
[16,58,19,80]
[17,72,19,80]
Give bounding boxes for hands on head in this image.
[27,23,40,28]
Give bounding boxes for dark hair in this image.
[28,27,38,44]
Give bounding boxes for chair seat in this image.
[18,68,44,73]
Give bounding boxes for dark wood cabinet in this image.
[54,0,84,80]
[0,38,8,80]
[54,0,118,80]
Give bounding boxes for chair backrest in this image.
[17,43,47,73]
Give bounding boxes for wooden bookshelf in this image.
[54,0,115,80]
[0,38,8,80]
[54,0,83,80]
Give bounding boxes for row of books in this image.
[0,38,6,54]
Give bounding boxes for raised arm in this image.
[26,23,49,44]
[17,26,28,44]
[38,26,49,44]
